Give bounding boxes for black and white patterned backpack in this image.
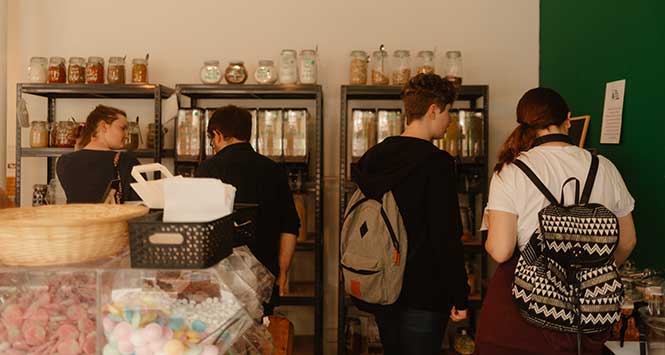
[511,138,623,338]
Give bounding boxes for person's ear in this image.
[428,104,438,120]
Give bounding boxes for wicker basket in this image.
[0,204,148,266]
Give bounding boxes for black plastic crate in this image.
[232,203,258,247]
[128,211,234,269]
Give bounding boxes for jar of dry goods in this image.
[298,49,317,84]
[224,61,248,84]
[107,56,126,84]
[124,121,141,150]
[254,60,278,84]
[47,57,66,84]
[30,121,49,148]
[85,57,105,84]
[370,50,389,85]
[416,50,435,75]
[131,58,148,83]
[32,184,48,207]
[28,57,48,83]
[391,50,411,86]
[445,50,463,89]
[67,57,86,84]
[54,121,77,147]
[200,60,222,84]
[349,50,368,85]
[279,50,298,85]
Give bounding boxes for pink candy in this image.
[144,322,163,341]
[56,323,79,340]
[118,340,135,355]
[21,320,46,346]
[56,338,81,355]
[113,322,133,342]
[2,305,24,327]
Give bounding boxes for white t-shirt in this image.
[482,145,635,251]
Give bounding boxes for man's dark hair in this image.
[207,105,252,141]
[401,73,457,124]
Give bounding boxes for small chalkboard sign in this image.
[569,115,590,147]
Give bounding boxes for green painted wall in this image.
[540,1,665,268]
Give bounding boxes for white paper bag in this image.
[130,163,182,209]
[163,178,236,223]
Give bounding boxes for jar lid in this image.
[300,49,316,55]
[31,120,47,125]
[30,56,47,61]
[132,58,148,64]
[372,50,388,57]
[229,61,244,65]
[281,49,297,55]
[394,50,410,57]
[49,56,66,63]
[350,50,368,57]
[417,50,434,57]
[68,56,85,62]
[88,56,104,63]
[446,51,462,58]
[204,60,220,66]
[109,56,125,63]
[258,60,274,66]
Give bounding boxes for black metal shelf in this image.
[17,83,174,99]
[20,148,174,158]
[177,84,322,100]
[338,84,490,355]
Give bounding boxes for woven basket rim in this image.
[0,204,149,227]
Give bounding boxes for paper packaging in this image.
[163,177,236,223]
[130,163,182,209]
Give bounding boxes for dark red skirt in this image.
[475,256,609,355]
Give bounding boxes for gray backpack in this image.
[340,188,408,305]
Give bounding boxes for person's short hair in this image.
[207,105,252,141]
[401,73,457,124]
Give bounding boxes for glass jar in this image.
[352,109,377,158]
[453,328,476,355]
[377,110,403,143]
[200,60,222,84]
[124,122,140,150]
[349,50,368,85]
[258,109,283,156]
[176,109,202,160]
[443,112,460,156]
[85,56,105,84]
[30,121,49,148]
[67,57,85,84]
[279,50,298,85]
[254,60,278,84]
[32,184,49,207]
[391,50,411,86]
[298,49,317,84]
[416,50,435,75]
[28,57,48,83]
[283,109,307,157]
[54,121,77,147]
[131,58,148,83]
[107,56,126,84]
[47,57,66,84]
[370,50,389,85]
[224,61,248,84]
[445,50,463,89]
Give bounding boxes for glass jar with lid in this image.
[258,109,283,156]
[224,61,248,84]
[54,121,77,147]
[30,121,49,148]
[416,50,435,75]
[370,50,389,85]
[279,50,298,85]
[445,50,463,89]
[67,57,86,84]
[28,57,48,83]
[298,50,317,84]
[349,50,368,85]
[200,60,222,84]
[85,57,105,84]
[47,57,66,84]
[107,56,126,84]
[124,121,141,150]
[131,58,148,84]
[254,60,278,84]
[391,50,411,86]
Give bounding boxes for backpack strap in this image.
[513,159,559,205]
[580,151,599,205]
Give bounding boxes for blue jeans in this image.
[373,307,446,355]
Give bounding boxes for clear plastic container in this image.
[351,109,377,158]
[283,109,307,157]
[391,50,411,86]
[176,108,203,161]
[200,60,222,84]
[28,56,48,83]
[258,109,283,156]
[299,49,318,84]
[67,56,86,84]
[107,56,126,84]
[377,110,403,143]
[416,50,435,75]
[47,56,66,83]
[370,50,389,85]
[279,50,298,85]
[349,50,368,85]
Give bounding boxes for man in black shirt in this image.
[195,105,300,315]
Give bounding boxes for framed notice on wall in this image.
[569,115,590,147]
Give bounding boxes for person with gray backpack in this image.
[341,73,469,355]
[475,87,637,355]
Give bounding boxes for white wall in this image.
[5,0,539,352]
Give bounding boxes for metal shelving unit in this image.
[14,83,175,206]
[338,84,490,354]
[176,84,324,355]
